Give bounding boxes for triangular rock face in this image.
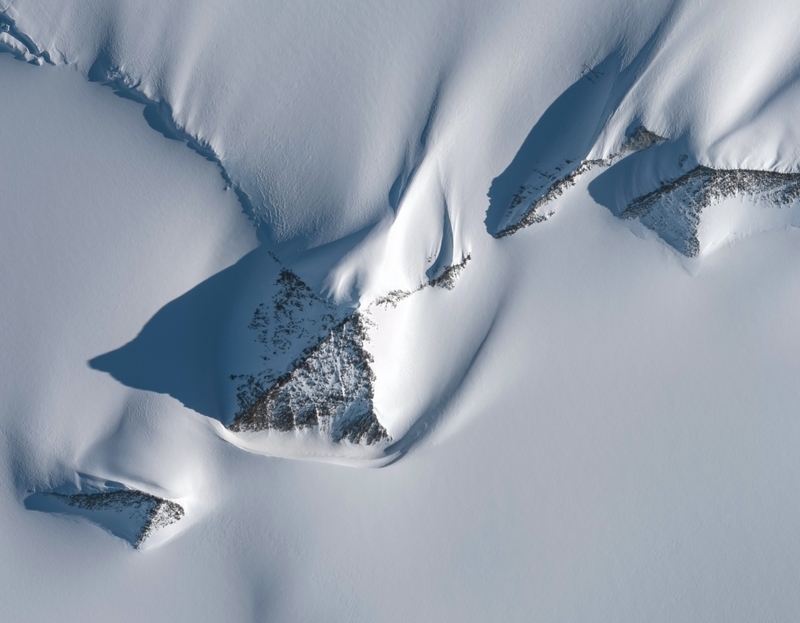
[229,312,390,445]
[26,489,184,549]
[620,166,800,256]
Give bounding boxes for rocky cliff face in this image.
[620,166,800,257]
[494,127,665,238]
[229,270,389,445]
[230,313,388,444]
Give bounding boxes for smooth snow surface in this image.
[3,0,800,620]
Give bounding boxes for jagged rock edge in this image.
[620,165,800,257]
[228,312,390,445]
[494,127,665,238]
[373,253,473,309]
[48,489,185,549]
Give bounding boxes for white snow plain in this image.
[3,0,800,620]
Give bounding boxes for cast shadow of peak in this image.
[485,33,666,235]
[484,54,621,234]
[587,135,694,217]
[24,492,142,547]
[89,246,279,425]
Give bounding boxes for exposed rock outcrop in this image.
[230,313,389,444]
[620,166,800,257]
[494,127,665,238]
[36,489,185,549]
[230,271,389,445]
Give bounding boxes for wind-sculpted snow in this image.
[84,54,260,226]
[7,1,800,619]
[26,488,185,549]
[619,166,800,257]
[0,11,53,64]
[1,7,260,230]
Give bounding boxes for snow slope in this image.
[2,0,800,620]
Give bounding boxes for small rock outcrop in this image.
[620,166,800,256]
[373,254,472,309]
[35,489,185,549]
[494,127,665,238]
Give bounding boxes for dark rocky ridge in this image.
[374,254,472,309]
[49,489,185,549]
[494,127,665,238]
[620,166,800,257]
